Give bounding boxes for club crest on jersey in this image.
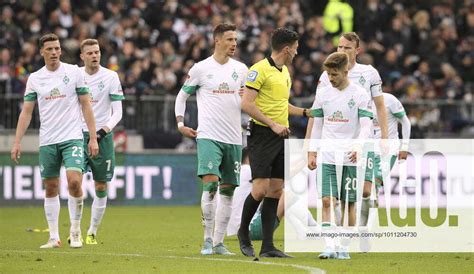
[98,81,105,91]
[358,76,366,85]
[232,70,238,82]
[348,98,355,109]
[63,75,70,84]
[247,70,258,82]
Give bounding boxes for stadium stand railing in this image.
[1,94,473,138]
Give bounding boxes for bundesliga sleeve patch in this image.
[247,70,258,82]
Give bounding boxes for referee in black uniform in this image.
[238,28,316,258]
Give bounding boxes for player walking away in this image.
[11,33,99,249]
[79,39,124,245]
[308,52,373,260]
[174,23,248,255]
[239,27,316,258]
[306,31,389,229]
[359,92,411,251]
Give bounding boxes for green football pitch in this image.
[0,206,472,273]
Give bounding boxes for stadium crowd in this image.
[0,0,473,137]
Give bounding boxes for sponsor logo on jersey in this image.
[90,93,99,104]
[45,88,66,100]
[213,82,235,94]
[247,70,258,82]
[328,110,349,123]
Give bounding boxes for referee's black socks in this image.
[240,194,261,235]
[261,197,279,251]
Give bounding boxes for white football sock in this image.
[213,194,233,245]
[334,201,342,226]
[339,227,353,252]
[201,191,216,240]
[44,196,60,240]
[307,210,318,226]
[68,195,83,233]
[322,222,337,251]
[360,197,373,226]
[88,196,107,236]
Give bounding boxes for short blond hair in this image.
[323,52,349,71]
[80,39,99,53]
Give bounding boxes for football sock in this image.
[201,182,218,240]
[360,197,373,226]
[334,200,342,226]
[68,195,83,233]
[239,193,261,235]
[322,222,337,251]
[88,194,107,236]
[44,195,60,240]
[261,197,279,250]
[307,210,318,226]
[213,187,234,245]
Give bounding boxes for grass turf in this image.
[0,206,472,273]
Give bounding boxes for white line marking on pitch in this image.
[2,250,325,274]
[168,255,325,274]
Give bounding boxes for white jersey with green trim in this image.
[24,62,89,146]
[311,82,372,165]
[373,93,405,139]
[182,56,248,145]
[318,63,382,138]
[80,66,124,131]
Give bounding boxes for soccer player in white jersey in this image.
[308,52,373,260]
[359,92,411,251]
[306,31,389,229]
[11,33,99,249]
[174,23,248,255]
[79,39,124,245]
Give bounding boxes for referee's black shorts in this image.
[247,123,285,180]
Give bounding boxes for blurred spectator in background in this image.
[0,0,472,141]
[113,125,128,153]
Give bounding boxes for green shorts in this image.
[321,163,358,202]
[39,139,84,179]
[196,138,242,186]
[83,131,115,182]
[364,152,397,185]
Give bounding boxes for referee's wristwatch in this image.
[303,109,308,117]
